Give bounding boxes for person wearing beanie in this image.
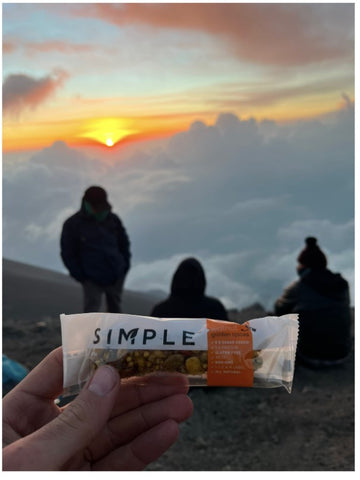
[297,236,328,270]
[274,237,352,367]
[60,186,131,313]
[151,257,228,321]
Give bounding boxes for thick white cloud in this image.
[126,252,260,310]
[24,207,74,242]
[3,106,354,309]
[277,219,354,251]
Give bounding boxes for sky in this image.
[2,2,355,310]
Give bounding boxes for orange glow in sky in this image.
[78,118,139,147]
[2,4,354,154]
[2,111,213,152]
[2,99,349,153]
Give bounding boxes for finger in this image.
[2,365,120,471]
[89,393,193,460]
[110,373,190,417]
[4,347,64,402]
[94,419,180,471]
[2,347,64,442]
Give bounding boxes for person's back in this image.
[274,237,351,366]
[151,257,228,321]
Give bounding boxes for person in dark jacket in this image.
[274,237,351,367]
[151,257,228,320]
[60,186,131,313]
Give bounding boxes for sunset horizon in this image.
[3,3,354,153]
[3,3,354,310]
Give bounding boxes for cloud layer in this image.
[3,104,354,309]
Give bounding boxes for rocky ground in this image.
[2,260,355,471]
[145,305,355,471]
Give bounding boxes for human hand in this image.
[2,347,193,470]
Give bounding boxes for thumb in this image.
[3,365,120,471]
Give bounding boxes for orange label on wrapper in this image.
[207,319,254,387]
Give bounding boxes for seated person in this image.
[274,237,352,367]
[151,257,228,321]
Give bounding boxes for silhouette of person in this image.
[274,237,352,367]
[60,186,131,313]
[151,257,228,320]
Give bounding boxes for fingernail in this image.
[88,366,118,396]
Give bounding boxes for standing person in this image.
[274,237,352,367]
[151,257,229,320]
[60,186,131,313]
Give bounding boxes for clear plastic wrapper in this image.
[60,313,298,396]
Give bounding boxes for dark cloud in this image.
[75,3,353,66]
[3,71,68,116]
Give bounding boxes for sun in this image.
[78,118,139,147]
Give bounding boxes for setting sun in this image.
[78,118,139,147]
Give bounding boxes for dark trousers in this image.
[82,278,125,313]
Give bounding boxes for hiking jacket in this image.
[151,258,229,321]
[274,268,351,360]
[60,203,131,286]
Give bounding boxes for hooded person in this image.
[60,186,131,313]
[151,257,228,321]
[274,237,351,367]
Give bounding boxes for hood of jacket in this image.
[171,257,206,298]
[301,268,349,299]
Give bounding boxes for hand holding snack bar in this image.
[2,347,193,471]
